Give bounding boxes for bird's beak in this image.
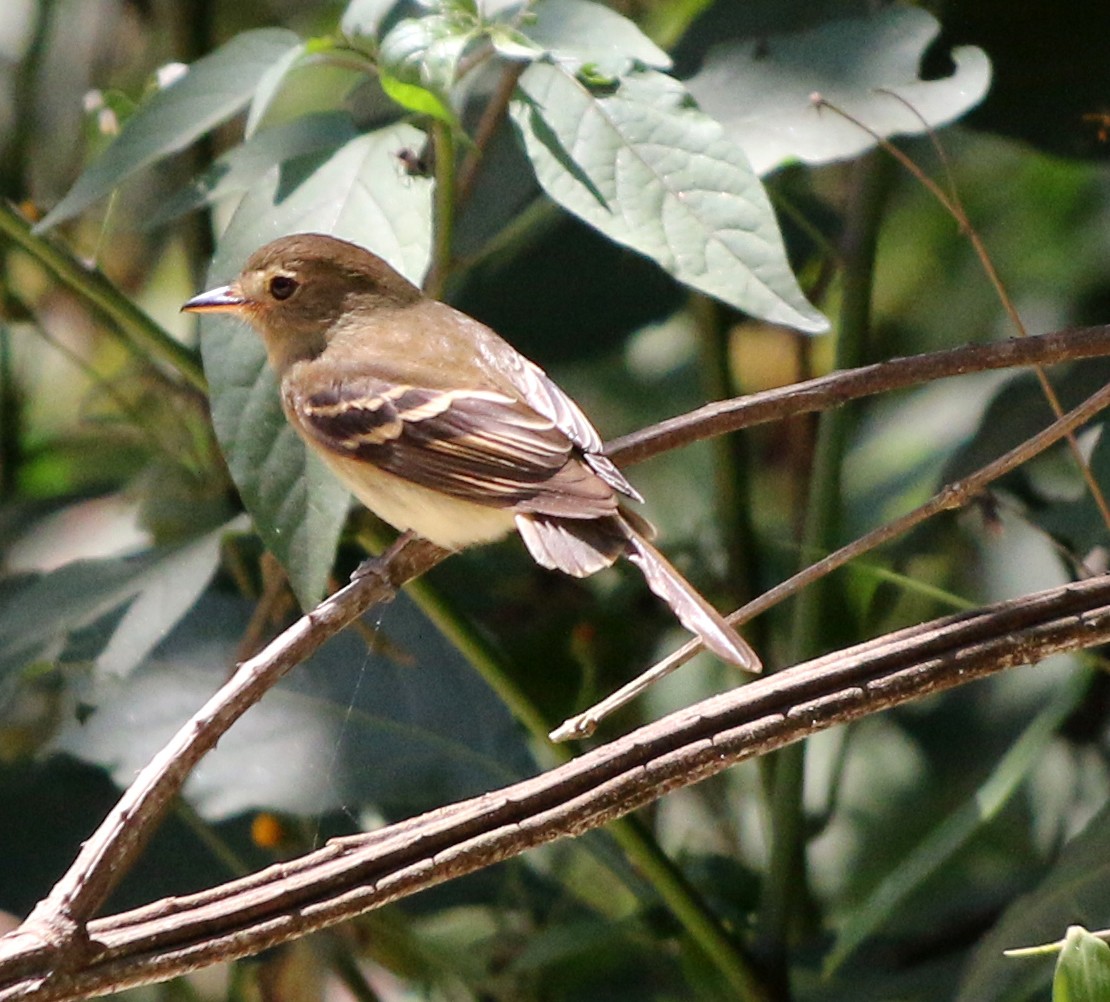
[181,283,247,314]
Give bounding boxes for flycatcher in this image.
[183,233,759,670]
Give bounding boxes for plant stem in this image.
[0,202,206,393]
[758,153,891,981]
[609,817,772,1002]
[692,294,761,611]
[424,121,457,299]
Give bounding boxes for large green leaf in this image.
[379,10,476,98]
[510,64,827,333]
[826,670,1088,975]
[53,592,535,819]
[0,521,233,693]
[199,123,434,607]
[684,6,991,176]
[341,0,408,39]
[36,29,302,230]
[146,112,360,226]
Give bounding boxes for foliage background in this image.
[1,0,1108,1000]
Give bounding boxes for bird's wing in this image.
[287,375,619,517]
[505,356,643,503]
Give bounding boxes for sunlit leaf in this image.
[147,112,360,226]
[37,29,302,230]
[0,522,235,689]
[244,40,307,134]
[1054,928,1110,1002]
[341,0,407,38]
[685,6,991,176]
[380,72,457,122]
[377,10,475,120]
[511,64,827,333]
[501,0,671,77]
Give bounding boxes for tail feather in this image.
[515,512,761,672]
[617,516,760,671]
[515,513,624,577]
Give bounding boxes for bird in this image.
[182,233,760,671]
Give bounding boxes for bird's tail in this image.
[515,512,761,672]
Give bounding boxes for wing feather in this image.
[286,375,619,517]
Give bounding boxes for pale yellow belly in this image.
[320,451,517,550]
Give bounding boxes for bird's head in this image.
[182,233,422,372]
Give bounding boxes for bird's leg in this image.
[350,530,419,583]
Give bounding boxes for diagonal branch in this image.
[606,323,1110,465]
[3,534,448,960]
[2,576,1110,1001]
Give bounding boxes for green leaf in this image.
[377,12,476,120]
[957,788,1110,1001]
[244,40,309,135]
[486,24,544,63]
[0,522,234,691]
[95,519,246,680]
[145,112,361,226]
[510,64,828,333]
[685,6,991,176]
[501,0,671,77]
[245,40,371,136]
[36,28,302,230]
[379,72,458,123]
[380,14,469,90]
[1054,928,1110,1002]
[200,122,433,608]
[826,670,1089,975]
[53,592,535,819]
[1034,424,1110,559]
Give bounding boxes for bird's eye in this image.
[268,275,298,301]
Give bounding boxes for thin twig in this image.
[812,93,1110,532]
[455,62,525,209]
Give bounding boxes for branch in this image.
[606,324,1110,465]
[556,357,1110,738]
[2,535,448,962]
[2,576,1109,1000]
